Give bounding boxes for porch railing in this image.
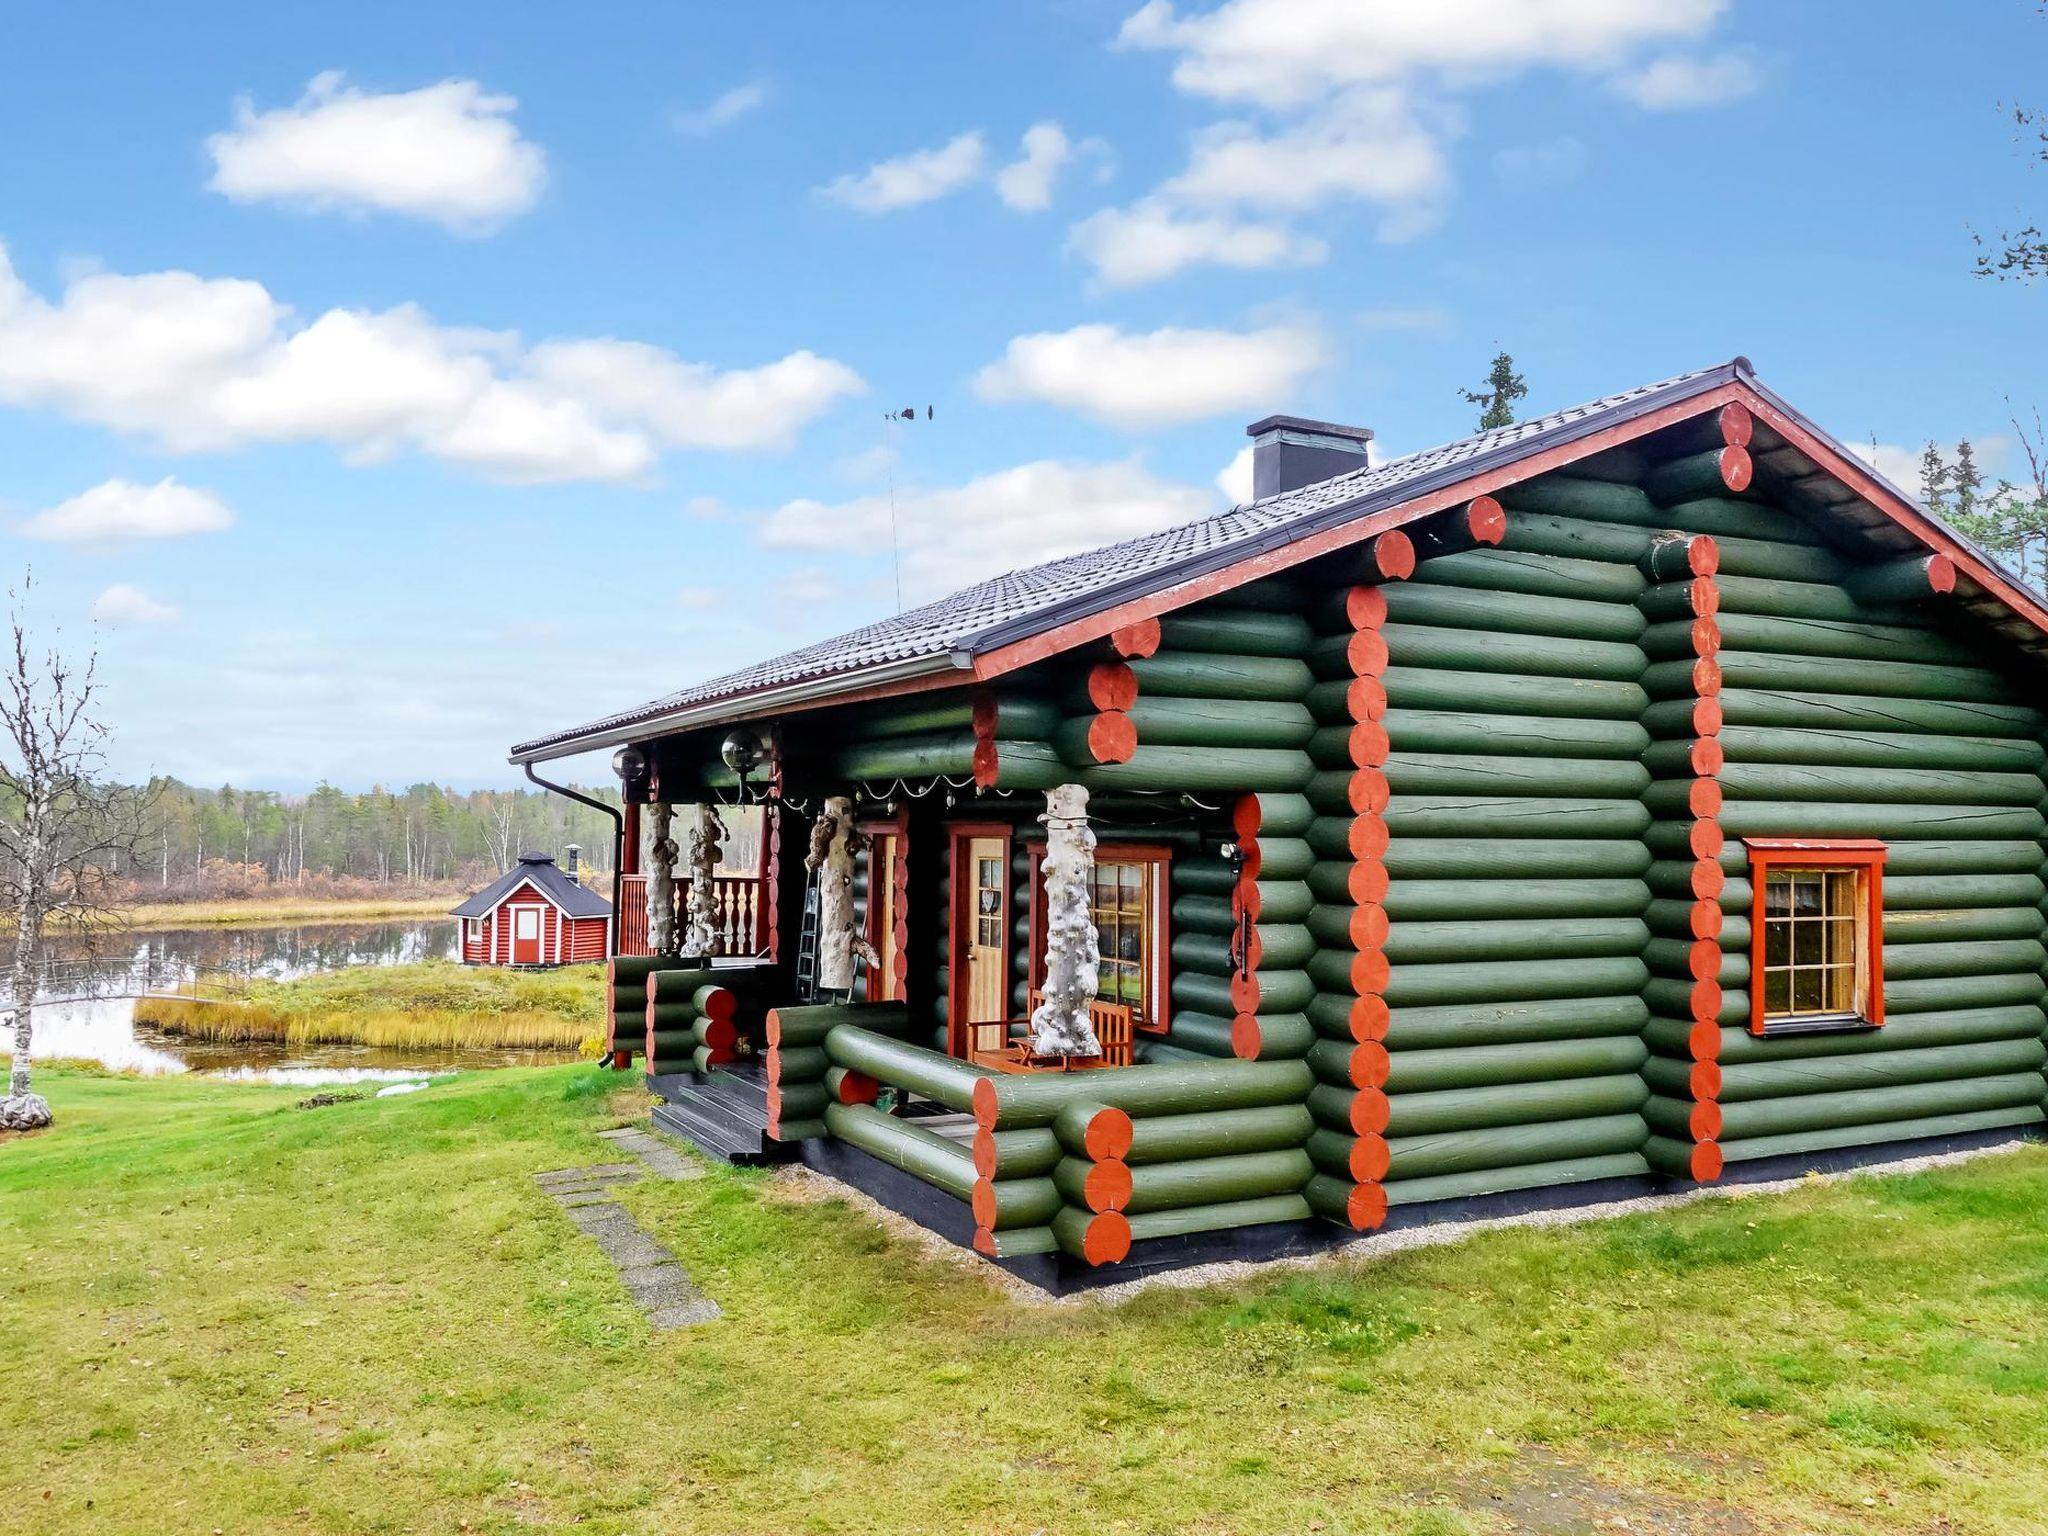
[617,872,770,959]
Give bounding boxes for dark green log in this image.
[973,1058,1313,1131]
[690,1043,730,1074]
[773,1081,833,1120]
[1136,1040,1213,1066]
[642,1003,699,1029]
[1717,762,2044,807]
[769,1045,830,1082]
[1385,797,1651,839]
[1185,878,1313,925]
[1712,726,2045,773]
[770,1116,829,1142]
[1124,1193,1314,1243]
[1384,753,1649,800]
[1708,572,1909,624]
[1714,689,2044,737]
[1718,1105,2045,1165]
[1119,1149,1313,1214]
[1645,1007,2048,1070]
[1716,1074,2048,1140]
[1377,917,1648,966]
[1175,968,1314,1017]
[1885,874,2046,910]
[1122,695,1316,749]
[1129,651,1314,701]
[1384,709,1649,760]
[1172,894,1237,936]
[1245,792,1318,835]
[1385,1113,1647,1180]
[1498,509,1663,566]
[1865,841,2048,877]
[978,1175,1066,1230]
[1305,1173,1361,1224]
[1665,1039,2047,1104]
[1716,801,2045,842]
[1076,745,1314,794]
[1844,555,1957,604]
[1174,860,1239,897]
[1366,876,1647,921]
[1653,495,1826,544]
[1175,924,1314,971]
[645,967,714,1000]
[1884,907,2044,944]
[1641,1095,1713,1141]
[1385,1074,1649,1135]
[1384,1152,1651,1206]
[1495,472,1661,525]
[841,694,1060,742]
[1704,612,1980,668]
[1382,994,1648,1051]
[1881,974,2046,1015]
[1885,939,2046,981]
[1376,580,1646,643]
[1381,839,1652,879]
[822,1102,977,1200]
[645,1030,693,1067]
[823,1025,989,1110]
[1163,1010,1238,1060]
[826,732,978,782]
[1711,650,2017,704]
[1642,1136,1713,1177]
[1377,623,1642,682]
[975,1225,1060,1258]
[1232,1012,1317,1060]
[770,1001,910,1048]
[1383,1036,1648,1094]
[1415,546,1646,604]
[1159,610,1315,657]
[1384,666,1647,720]
[1124,1104,1313,1165]
[608,956,666,985]
[1702,532,1850,585]
[980,1126,1063,1178]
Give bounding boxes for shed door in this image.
[512,905,541,965]
[964,837,1008,1026]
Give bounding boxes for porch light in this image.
[720,728,765,799]
[611,744,648,789]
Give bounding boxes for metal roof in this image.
[451,853,612,920]
[511,358,2040,762]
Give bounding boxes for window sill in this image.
[1756,1014,1881,1039]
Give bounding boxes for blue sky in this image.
[1,1,2043,790]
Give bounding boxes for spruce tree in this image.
[1461,353,1529,431]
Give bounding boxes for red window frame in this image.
[1744,837,1886,1036]
[1027,841,1173,1035]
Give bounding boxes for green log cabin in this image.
[512,359,2048,1291]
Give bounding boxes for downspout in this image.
[522,762,626,958]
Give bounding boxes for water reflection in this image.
[9,918,576,1081]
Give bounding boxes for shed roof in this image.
[451,853,612,920]
[512,358,2048,762]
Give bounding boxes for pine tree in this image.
[1461,352,1529,431]
[1919,441,1952,514]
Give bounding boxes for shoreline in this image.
[85,897,460,932]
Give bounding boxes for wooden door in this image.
[964,836,1008,1025]
[511,904,541,965]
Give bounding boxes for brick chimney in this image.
[1245,415,1374,500]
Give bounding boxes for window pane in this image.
[1764,874,1792,917]
[1764,918,1791,967]
[1792,920,1821,966]
[1764,967,1791,1014]
[1792,872,1823,915]
[1792,967,1823,1013]
[1824,963,1854,1013]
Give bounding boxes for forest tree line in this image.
[129,779,624,900]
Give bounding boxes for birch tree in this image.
[1,583,151,1131]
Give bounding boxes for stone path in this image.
[535,1128,720,1329]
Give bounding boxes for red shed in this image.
[452,853,611,967]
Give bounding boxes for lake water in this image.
[8,916,581,1084]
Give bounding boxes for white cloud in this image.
[1610,51,1761,110]
[1067,199,1326,287]
[21,477,233,542]
[976,323,1324,430]
[91,583,179,625]
[1116,0,1728,109]
[672,81,771,135]
[0,242,864,483]
[1494,136,1589,182]
[1217,445,1254,504]
[996,122,1076,211]
[206,72,545,233]
[762,458,1211,601]
[1846,440,1931,497]
[822,131,988,212]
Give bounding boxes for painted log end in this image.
[1717,401,1754,448]
[1349,1041,1391,1090]
[1690,736,1726,777]
[1111,617,1162,659]
[835,1070,881,1106]
[1347,813,1391,862]
[1688,818,1725,860]
[1346,584,1389,630]
[1347,859,1390,906]
[1087,660,1139,712]
[971,738,1000,789]
[1693,696,1724,738]
[1689,1060,1723,1104]
[1082,1210,1133,1266]
[1688,778,1724,820]
[1083,1106,1135,1162]
[1690,615,1722,659]
[1229,792,1263,841]
[1349,1086,1391,1137]
[1688,574,1720,618]
[1349,720,1391,769]
[970,1179,999,1230]
[1348,948,1391,996]
[1347,628,1391,679]
[1926,553,1957,594]
[1687,1016,1721,1062]
[1689,857,1725,900]
[1373,530,1417,581]
[1228,971,1262,1015]
[1718,445,1753,494]
[1350,1133,1391,1183]
[1689,897,1723,940]
[1230,1013,1263,1060]
[699,986,738,1025]
[1084,1159,1134,1214]
[971,1129,999,1179]
[1348,902,1390,950]
[1347,1182,1389,1232]
[1690,1140,1725,1182]
[973,1226,1000,1257]
[1087,711,1138,765]
[1688,980,1724,1026]
[765,1009,785,1047]
[1347,674,1389,723]
[971,1076,1001,1130]
[1688,535,1722,578]
[1466,495,1507,545]
[1348,767,1391,815]
[1348,993,1390,1044]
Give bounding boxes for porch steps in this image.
[647,1060,799,1168]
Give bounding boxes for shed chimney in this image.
[1245,415,1374,500]
[563,844,581,884]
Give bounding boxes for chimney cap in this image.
[1246,414,1374,443]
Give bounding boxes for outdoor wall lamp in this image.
[720,728,765,800]
[1219,840,1252,981]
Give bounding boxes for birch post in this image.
[1029,784,1104,1057]
[645,802,678,956]
[681,803,725,957]
[807,797,876,994]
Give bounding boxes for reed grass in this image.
[134,960,604,1052]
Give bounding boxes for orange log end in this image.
[1346,585,1390,630]
[1689,898,1724,940]
[1082,1210,1133,1266]
[1694,696,1724,738]
[1717,401,1754,448]
[1084,1159,1134,1214]
[1230,793,1263,841]
[972,1226,999,1257]
[1348,767,1391,815]
[971,1180,999,1230]
[1228,972,1262,1015]
[1350,1087,1391,1137]
[1692,656,1723,697]
[1718,445,1753,494]
[1349,720,1391,768]
[1688,1016,1721,1061]
[1347,814,1390,861]
[1690,1060,1723,1103]
[764,1048,788,1087]
[1084,1106,1135,1162]
[1690,736,1726,777]
[1348,948,1391,995]
[1686,938,1720,983]
[1348,1182,1389,1232]
[1691,615,1722,658]
[699,986,738,1025]
[1689,777,1724,819]
[1690,857,1727,900]
[1348,859,1390,906]
[971,1128,1000,1179]
[1349,993,1391,1044]
[1087,711,1138,764]
[971,739,999,789]
[1347,628,1391,679]
[1689,980,1724,1025]
[835,1069,880,1106]
[1466,495,1507,545]
[1348,902,1390,950]
[971,1076,1001,1130]
[1230,1013,1263,1060]
[1689,818,1725,860]
[1347,675,1389,722]
[1374,530,1417,581]
[1927,553,1957,594]
[1688,534,1722,577]
[1110,617,1161,659]
[1349,1041,1391,1089]
[1690,1141,1725,1182]
[1087,660,1139,712]
[1688,574,1720,617]
[1350,1133,1392,1182]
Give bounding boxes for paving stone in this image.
[534,1163,642,1188]
[541,1142,720,1330]
[604,1128,705,1182]
[647,1296,723,1330]
[551,1189,615,1208]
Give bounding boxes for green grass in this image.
[135,959,604,1053]
[4,1066,2047,1535]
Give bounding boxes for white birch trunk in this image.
[2,825,50,1128]
[680,803,724,958]
[645,801,679,955]
[1028,784,1102,1058]
[808,797,876,993]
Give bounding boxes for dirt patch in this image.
[1436,1447,1760,1535]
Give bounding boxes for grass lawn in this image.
[4,1065,2046,1535]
